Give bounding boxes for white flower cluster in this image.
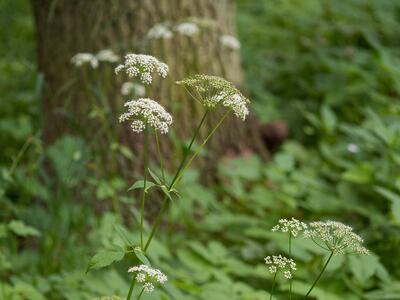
[115,54,169,85]
[121,82,145,97]
[71,49,119,68]
[272,218,308,237]
[304,221,369,255]
[147,23,173,40]
[264,255,296,279]
[220,35,241,50]
[177,75,250,120]
[128,264,168,293]
[119,98,173,134]
[175,22,200,36]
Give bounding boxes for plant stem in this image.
[304,251,334,299]
[175,109,231,184]
[154,129,165,181]
[143,110,209,252]
[9,135,33,175]
[126,278,136,300]
[136,287,145,300]
[289,232,293,300]
[270,272,277,300]
[140,127,149,249]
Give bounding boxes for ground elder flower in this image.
[147,23,173,39]
[304,221,369,255]
[272,218,307,237]
[71,53,99,68]
[96,49,119,62]
[115,54,169,85]
[177,74,250,120]
[128,264,167,293]
[220,35,241,50]
[119,98,173,134]
[175,22,200,36]
[264,255,296,279]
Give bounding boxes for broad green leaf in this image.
[349,254,380,283]
[8,220,40,237]
[13,282,46,300]
[86,250,124,273]
[321,104,337,133]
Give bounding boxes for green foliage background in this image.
[1,0,400,299]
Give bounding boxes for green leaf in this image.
[374,186,400,222]
[349,254,380,283]
[86,250,125,273]
[13,282,46,300]
[8,220,40,237]
[148,168,162,185]
[161,185,173,201]
[321,104,337,133]
[134,247,151,265]
[128,180,156,192]
[342,164,373,184]
[113,224,134,247]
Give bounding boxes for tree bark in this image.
[31,0,269,175]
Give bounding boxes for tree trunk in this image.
[31,0,269,176]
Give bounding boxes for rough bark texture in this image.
[31,0,269,175]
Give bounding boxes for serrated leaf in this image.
[128,180,156,192]
[134,247,151,265]
[86,250,124,273]
[8,220,41,237]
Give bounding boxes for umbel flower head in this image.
[128,264,168,293]
[119,98,173,134]
[177,74,250,120]
[115,54,169,85]
[264,255,296,279]
[272,218,308,237]
[304,221,369,255]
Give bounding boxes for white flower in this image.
[175,22,200,36]
[220,35,241,50]
[115,54,169,85]
[304,221,369,255]
[119,98,173,134]
[272,218,308,237]
[147,23,173,39]
[347,143,359,153]
[128,264,167,293]
[96,49,119,62]
[71,53,99,68]
[177,74,250,121]
[121,82,145,97]
[264,255,296,279]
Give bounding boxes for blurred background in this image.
[1,0,400,299]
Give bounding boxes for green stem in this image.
[270,272,277,300]
[9,135,33,175]
[140,126,149,249]
[289,232,293,300]
[143,110,209,252]
[126,278,136,300]
[154,129,165,181]
[304,251,334,299]
[136,287,145,300]
[175,109,231,184]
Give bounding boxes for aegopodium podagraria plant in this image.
[271,218,307,299]
[267,219,369,299]
[128,265,168,298]
[265,255,297,300]
[110,53,250,299]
